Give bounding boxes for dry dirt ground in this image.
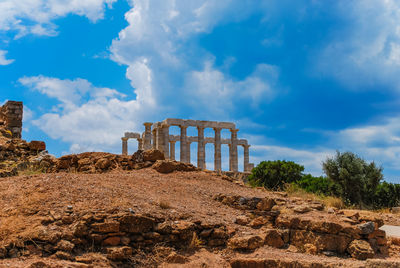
[0,168,400,267]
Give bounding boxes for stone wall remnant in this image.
[0,101,23,138]
[121,119,254,172]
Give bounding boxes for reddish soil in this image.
[0,168,400,267]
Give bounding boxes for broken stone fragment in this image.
[347,239,374,260]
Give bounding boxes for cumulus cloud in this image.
[315,0,400,91]
[19,75,156,153]
[111,0,279,121]
[0,0,116,37]
[0,50,14,65]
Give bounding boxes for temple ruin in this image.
[121,119,254,172]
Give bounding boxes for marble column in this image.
[213,127,222,171]
[230,128,239,172]
[197,126,205,169]
[143,122,153,150]
[180,125,188,163]
[243,144,250,172]
[138,138,143,151]
[187,141,192,164]
[170,141,176,160]
[121,137,128,155]
[156,124,164,152]
[152,128,157,149]
[162,124,170,158]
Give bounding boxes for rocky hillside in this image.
[1,159,400,267]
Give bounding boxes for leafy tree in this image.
[322,151,383,207]
[248,160,304,190]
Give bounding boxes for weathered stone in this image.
[358,222,375,235]
[228,235,264,250]
[119,215,155,233]
[56,240,74,252]
[235,215,249,226]
[264,229,284,248]
[293,205,311,214]
[249,216,268,228]
[0,246,7,258]
[256,198,276,211]
[28,141,46,151]
[106,246,133,261]
[143,149,165,162]
[95,158,112,170]
[152,160,197,173]
[54,251,75,261]
[347,239,374,260]
[91,221,120,233]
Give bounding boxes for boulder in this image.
[143,149,165,162]
[28,141,46,151]
[347,239,374,260]
[152,160,197,173]
[358,222,375,235]
[119,214,156,233]
[256,198,276,211]
[235,215,249,226]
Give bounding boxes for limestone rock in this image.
[91,221,120,233]
[235,215,249,226]
[143,149,165,162]
[152,160,197,174]
[119,214,155,233]
[358,221,375,235]
[347,239,374,260]
[28,141,46,151]
[95,158,112,170]
[106,246,133,261]
[228,235,264,250]
[293,205,311,214]
[264,229,284,248]
[102,236,121,246]
[256,198,276,211]
[56,240,74,252]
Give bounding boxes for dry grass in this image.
[284,183,346,209]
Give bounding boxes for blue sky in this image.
[2,0,400,182]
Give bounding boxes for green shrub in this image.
[248,160,304,190]
[295,174,341,197]
[372,182,400,209]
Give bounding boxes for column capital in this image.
[179,125,188,130]
[230,128,239,133]
[121,137,129,141]
[213,127,222,131]
[143,122,153,127]
[170,140,176,144]
[161,123,170,128]
[137,137,143,141]
[197,126,205,130]
[242,144,250,148]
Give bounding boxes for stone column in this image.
[170,141,176,160]
[243,144,250,172]
[213,127,222,171]
[156,124,164,152]
[152,128,157,149]
[230,128,239,172]
[138,138,143,151]
[121,137,128,155]
[197,126,206,169]
[143,122,153,150]
[180,125,188,163]
[187,141,192,164]
[162,124,170,158]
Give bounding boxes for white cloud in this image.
[315,0,400,90]
[0,50,14,65]
[0,0,116,37]
[110,0,279,121]
[19,75,156,154]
